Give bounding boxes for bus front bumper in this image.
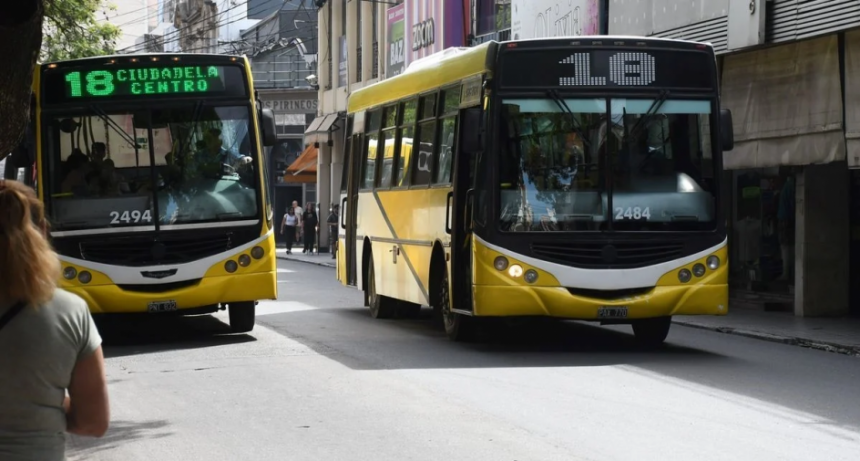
[63,271,277,314]
[473,283,728,320]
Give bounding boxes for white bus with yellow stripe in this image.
[337,37,735,343]
[27,53,280,333]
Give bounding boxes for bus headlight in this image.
[692,263,706,278]
[707,255,721,270]
[678,268,692,283]
[508,265,523,278]
[238,254,252,267]
[524,269,539,284]
[225,260,238,273]
[63,267,77,280]
[251,246,265,259]
[78,271,92,284]
[494,256,509,271]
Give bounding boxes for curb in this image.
[276,254,336,269]
[672,320,860,357]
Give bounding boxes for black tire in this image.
[632,316,671,347]
[367,261,395,319]
[437,266,477,342]
[228,301,255,333]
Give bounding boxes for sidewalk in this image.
[275,251,860,356]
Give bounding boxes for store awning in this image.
[283,144,317,184]
[305,113,340,136]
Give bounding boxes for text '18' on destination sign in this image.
[498,49,715,90]
[63,65,229,98]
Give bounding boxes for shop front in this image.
[721,34,854,317]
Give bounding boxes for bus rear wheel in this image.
[437,267,477,342]
[367,262,395,319]
[228,301,255,333]
[632,316,671,347]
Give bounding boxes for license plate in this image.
[147,300,177,313]
[598,306,628,319]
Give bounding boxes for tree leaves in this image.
[42,0,121,61]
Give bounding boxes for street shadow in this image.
[259,304,860,432]
[259,305,727,371]
[66,419,172,459]
[96,313,257,359]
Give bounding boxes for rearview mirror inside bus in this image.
[260,108,278,147]
[461,108,482,153]
[720,109,734,152]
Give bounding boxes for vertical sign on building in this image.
[387,3,406,77]
[511,0,600,40]
[338,35,348,87]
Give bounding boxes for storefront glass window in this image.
[476,0,511,36]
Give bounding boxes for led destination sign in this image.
[498,48,716,90]
[64,66,227,98]
[42,62,247,104]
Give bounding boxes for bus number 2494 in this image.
[110,210,153,224]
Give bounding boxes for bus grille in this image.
[80,235,232,266]
[530,241,685,269]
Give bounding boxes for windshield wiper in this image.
[628,90,670,141]
[547,90,591,149]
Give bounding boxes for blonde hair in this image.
[0,180,60,306]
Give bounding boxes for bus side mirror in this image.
[720,109,734,152]
[260,108,278,147]
[461,108,482,154]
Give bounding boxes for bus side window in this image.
[433,116,457,185]
[361,110,382,189]
[412,93,439,186]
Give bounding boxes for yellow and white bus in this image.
[19,53,280,332]
[337,37,736,343]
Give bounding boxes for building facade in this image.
[240,2,320,245]
[313,0,467,251]
[608,0,860,318]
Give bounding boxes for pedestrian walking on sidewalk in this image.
[302,202,318,255]
[327,204,339,259]
[292,200,303,246]
[0,180,110,460]
[280,207,298,254]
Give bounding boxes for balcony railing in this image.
[372,42,379,79]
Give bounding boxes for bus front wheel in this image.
[228,301,256,333]
[632,316,671,347]
[437,267,477,342]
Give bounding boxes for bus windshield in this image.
[499,97,716,232]
[46,104,259,233]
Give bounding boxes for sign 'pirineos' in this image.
[511,0,600,40]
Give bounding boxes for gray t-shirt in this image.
[0,289,102,461]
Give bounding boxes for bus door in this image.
[449,108,482,313]
[343,131,361,286]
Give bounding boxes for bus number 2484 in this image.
[614,207,651,220]
[110,210,153,224]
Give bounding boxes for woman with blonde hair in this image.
[0,180,110,460]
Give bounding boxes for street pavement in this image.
[66,260,860,461]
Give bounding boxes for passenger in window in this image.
[61,150,93,195]
[0,180,110,459]
[88,159,130,197]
